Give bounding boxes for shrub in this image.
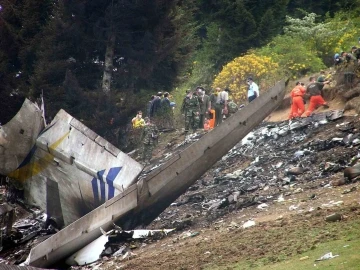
[212,53,280,101]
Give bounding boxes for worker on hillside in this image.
[215,87,229,125]
[182,89,200,134]
[341,51,356,64]
[129,111,145,148]
[197,87,211,129]
[210,88,221,126]
[141,117,159,165]
[350,46,360,63]
[288,82,306,119]
[304,76,330,117]
[132,111,145,128]
[227,98,238,117]
[317,70,326,83]
[180,89,190,117]
[160,92,174,130]
[247,77,260,103]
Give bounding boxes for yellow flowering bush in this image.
[212,53,279,101]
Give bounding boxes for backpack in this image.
[228,101,238,114]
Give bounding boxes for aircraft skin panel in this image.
[0,99,44,175]
[27,81,286,268]
[37,112,142,190]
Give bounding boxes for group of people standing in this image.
[334,46,360,66]
[288,74,330,119]
[129,91,176,165]
[181,78,260,134]
[130,78,261,164]
[147,92,175,130]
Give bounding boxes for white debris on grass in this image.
[130,229,175,239]
[315,252,339,262]
[257,203,269,210]
[276,194,285,202]
[321,201,344,208]
[242,220,256,229]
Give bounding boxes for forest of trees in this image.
[1,0,360,149]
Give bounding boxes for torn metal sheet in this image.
[129,229,175,239]
[0,99,44,175]
[65,234,109,266]
[26,80,285,268]
[65,228,174,266]
[327,110,343,121]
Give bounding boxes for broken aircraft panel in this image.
[26,80,285,268]
[0,99,44,175]
[4,106,143,226]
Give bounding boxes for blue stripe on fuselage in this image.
[106,167,122,199]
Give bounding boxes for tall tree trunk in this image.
[102,33,115,94]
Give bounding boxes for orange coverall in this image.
[304,81,328,117]
[304,95,327,116]
[289,85,306,119]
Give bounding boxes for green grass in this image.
[207,216,360,270]
[248,238,360,270]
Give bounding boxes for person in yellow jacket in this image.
[132,111,145,128]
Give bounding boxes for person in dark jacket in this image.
[304,76,330,117]
[147,95,155,117]
[160,92,173,129]
[150,92,163,117]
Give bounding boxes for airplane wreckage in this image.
[0,81,285,268]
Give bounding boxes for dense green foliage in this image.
[1,0,360,148]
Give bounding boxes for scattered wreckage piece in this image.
[0,208,57,265]
[66,228,175,266]
[344,164,360,180]
[66,232,109,266]
[315,252,339,262]
[25,80,286,268]
[0,265,51,270]
[0,99,44,175]
[0,203,15,238]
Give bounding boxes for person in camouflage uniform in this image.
[196,87,211,129]
[141,117,159,165]
[181,89,200,133]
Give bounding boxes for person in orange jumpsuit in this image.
[289,82,306,119]
[304,76,330,117]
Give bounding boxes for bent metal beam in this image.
[26,80,285,268]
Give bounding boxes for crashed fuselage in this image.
[2,103,143,226]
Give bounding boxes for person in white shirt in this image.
[247,77,259,103]
[215,88,229,124]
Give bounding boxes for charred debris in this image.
[149,110,360,229]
